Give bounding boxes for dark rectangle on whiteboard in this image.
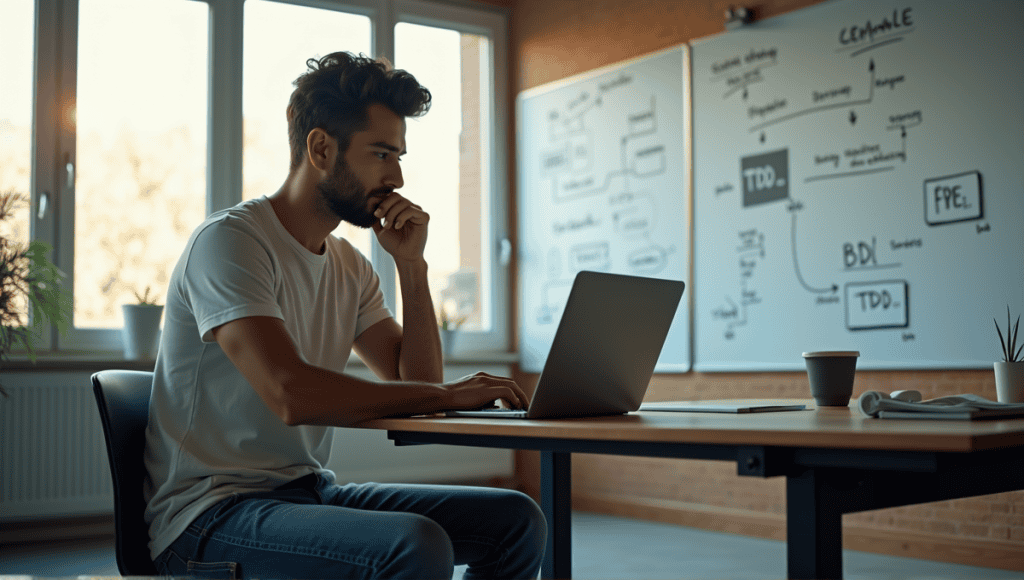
[741,148,789,207]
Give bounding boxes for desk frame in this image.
[386,429,1024,580]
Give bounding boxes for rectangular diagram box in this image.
[570,242,611,272]
[845,280,909,330]
[924,170,983,226]
[634,145,666,177]
[741,148,789,207]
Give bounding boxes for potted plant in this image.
[994,306,1024,403]
[438,299,467,359]
[122,286,163,360]
[0,190,72,397]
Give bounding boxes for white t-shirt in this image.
[143,196,392,559]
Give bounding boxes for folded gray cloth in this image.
[857,390,1024,418]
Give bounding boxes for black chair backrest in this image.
[91,370,159,576]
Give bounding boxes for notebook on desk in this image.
[446,271,685,419]
[639,400,807,413]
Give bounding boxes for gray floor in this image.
[1,512,1020,579]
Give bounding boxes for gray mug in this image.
[802,351,860,406]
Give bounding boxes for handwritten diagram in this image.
[518,47,690,373]
[693,0,1023,370]
[534,89,676,322]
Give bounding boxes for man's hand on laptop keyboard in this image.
[469,401,501,411]
[441,371,529,411]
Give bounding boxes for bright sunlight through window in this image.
[396,23,491,332]
[74,0,208,328]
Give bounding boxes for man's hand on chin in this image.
[372,192,429,262]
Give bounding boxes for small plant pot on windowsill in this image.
[122,304,164,360]
[440,328,457,360]
[994,361,1024,403]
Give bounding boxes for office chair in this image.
[91,370,159,576]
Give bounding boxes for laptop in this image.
[447,270,685,419]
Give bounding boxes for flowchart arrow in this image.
[750,57,876,132]
[790,204,838,294]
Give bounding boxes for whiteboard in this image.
[691,0,1024,370]
[517,46,691,373]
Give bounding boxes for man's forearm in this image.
[281,362,449,426]
[395,258,444,382]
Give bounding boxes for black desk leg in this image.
[540,451,572,579]
[786,468,844,580]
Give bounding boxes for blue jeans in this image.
[153,473,547,579]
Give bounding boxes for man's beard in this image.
[316,156,391,228]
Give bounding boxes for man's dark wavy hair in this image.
[286,52,432,170]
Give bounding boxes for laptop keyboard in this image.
[444,408,529,418]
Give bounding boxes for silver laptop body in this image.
[448,270,684,419]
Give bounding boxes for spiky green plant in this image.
[994,306,1023,363]
[0,190,73,397]
[133,285,161,306]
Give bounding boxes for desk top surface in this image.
[355,399,1024,453]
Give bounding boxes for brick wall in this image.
[506,0,1024,569]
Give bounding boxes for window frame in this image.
[31,0,73,353]
[27,0,510,357]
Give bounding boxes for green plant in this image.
[133,285,161,306]
[994,306,1023,363]
[0,190,73,397]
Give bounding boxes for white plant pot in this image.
[994,361,1024,403]
[440,328,456,359]
[122,304,164,360]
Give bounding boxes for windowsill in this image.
[1,351,158,372]
[1,350,520,372]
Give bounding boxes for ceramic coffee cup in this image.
[802,351,860,406]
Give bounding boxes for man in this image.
[144,52,546,579]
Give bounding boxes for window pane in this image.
[243,0,373,260]
[395,23,490,331]
[0,1,34,323]
[75,0,208,328]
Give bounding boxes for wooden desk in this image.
[356,403,1024,580]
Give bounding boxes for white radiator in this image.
[0,365,513,522]
[1,371,114,521]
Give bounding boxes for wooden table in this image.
[356,403,1024,579]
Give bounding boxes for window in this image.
[0,1,34,331]
[73,0,208,329]
[393,23,491,334]
[23,0,509,357]
[393,0,509,351]
[0,0,34,260]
